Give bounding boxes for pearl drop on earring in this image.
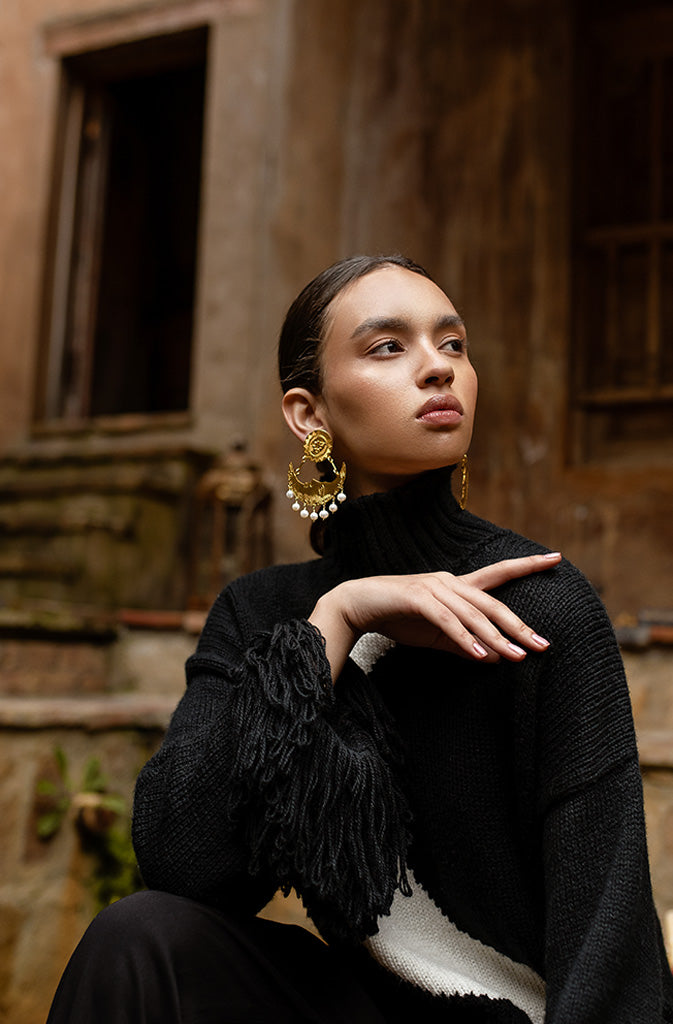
[286,429,347,523]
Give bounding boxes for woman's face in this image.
[314,265,478,498]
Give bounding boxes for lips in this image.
[416,394,464,418]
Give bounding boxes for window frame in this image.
[33,1,234,434]
[571,5,673,464]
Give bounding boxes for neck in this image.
[321,465,494,579]
[346,468,431,501]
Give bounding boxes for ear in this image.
[281,388,328,443]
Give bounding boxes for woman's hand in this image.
[309,552,562,682]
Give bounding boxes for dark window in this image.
[38,28,207,422]
[572,3,673,461]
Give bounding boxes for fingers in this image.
[336,567,557,666]
[424,574,553,662]
[403,589,500,661]
[449,553,562,657]
[425,590,536,662]
[461,552,561,592]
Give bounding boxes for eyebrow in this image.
[350,313,466,340]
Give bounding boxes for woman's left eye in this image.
[441,337,466,353]
[370,339,403,356]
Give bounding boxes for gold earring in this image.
[286,429,347,521]
[459,454,469,510]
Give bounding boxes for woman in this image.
[47,255,673,1023]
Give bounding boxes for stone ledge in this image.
[0,606,207,640]
[0,694,178,731]
[1,699,669,766]
[617,624,673,648]
[637,729,673,770]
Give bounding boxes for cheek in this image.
[322,370,400,426]
[463,368,478,414]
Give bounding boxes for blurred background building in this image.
[1,0,673,1019]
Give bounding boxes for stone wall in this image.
[0,715,164,1023]
[0,623,194,1024]
[0,447,213,612]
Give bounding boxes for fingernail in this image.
[507,642,526,657]
[473,641,488,657]
[543,551,561,559]
[532,633,549,647]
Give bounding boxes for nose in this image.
[417,345,455,387]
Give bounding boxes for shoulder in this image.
[227,557,330,612]
[458,510,550,564]
[471,528,637,799]
[199,556,332,651]
[459,512,613,639]
[463,512,602,614]
[503,555,609,644]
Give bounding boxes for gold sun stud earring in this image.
[286,429,347,521]
[459,453,469,511]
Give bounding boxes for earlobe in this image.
[281,388,328,442]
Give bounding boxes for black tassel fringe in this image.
[225,619,411,943]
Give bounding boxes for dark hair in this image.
[278,253,432,394]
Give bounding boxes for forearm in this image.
[133,618,410,940]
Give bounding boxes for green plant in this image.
[35,746,71,839]
[80,817,144,912]
[35,747,144,910]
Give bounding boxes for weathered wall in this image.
[1,0,671,616]
[0,624,193,1024]
[0,725,160,1023]
[272,0,672,620]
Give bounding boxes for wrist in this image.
[310,584,357,642]
[308,584,359,682]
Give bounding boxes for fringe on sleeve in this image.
[211,619,412,943]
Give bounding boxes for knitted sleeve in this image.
[132,582,411,943]
[530,565,673,1023]
[542,762,672,1023]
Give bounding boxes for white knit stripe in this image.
[351,633,546,1021]
[350,632,395,675]
[365,871,546,1024]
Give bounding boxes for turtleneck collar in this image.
[321,465,502,580]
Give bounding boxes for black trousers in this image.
[45,890,388,1024]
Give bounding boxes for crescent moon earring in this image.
[286,429,347,521]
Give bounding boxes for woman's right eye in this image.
[369,339,403,356]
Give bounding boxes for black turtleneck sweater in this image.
[132,468,673,1023]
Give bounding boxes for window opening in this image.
[39,27,207,422]
[572,3,673,461]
